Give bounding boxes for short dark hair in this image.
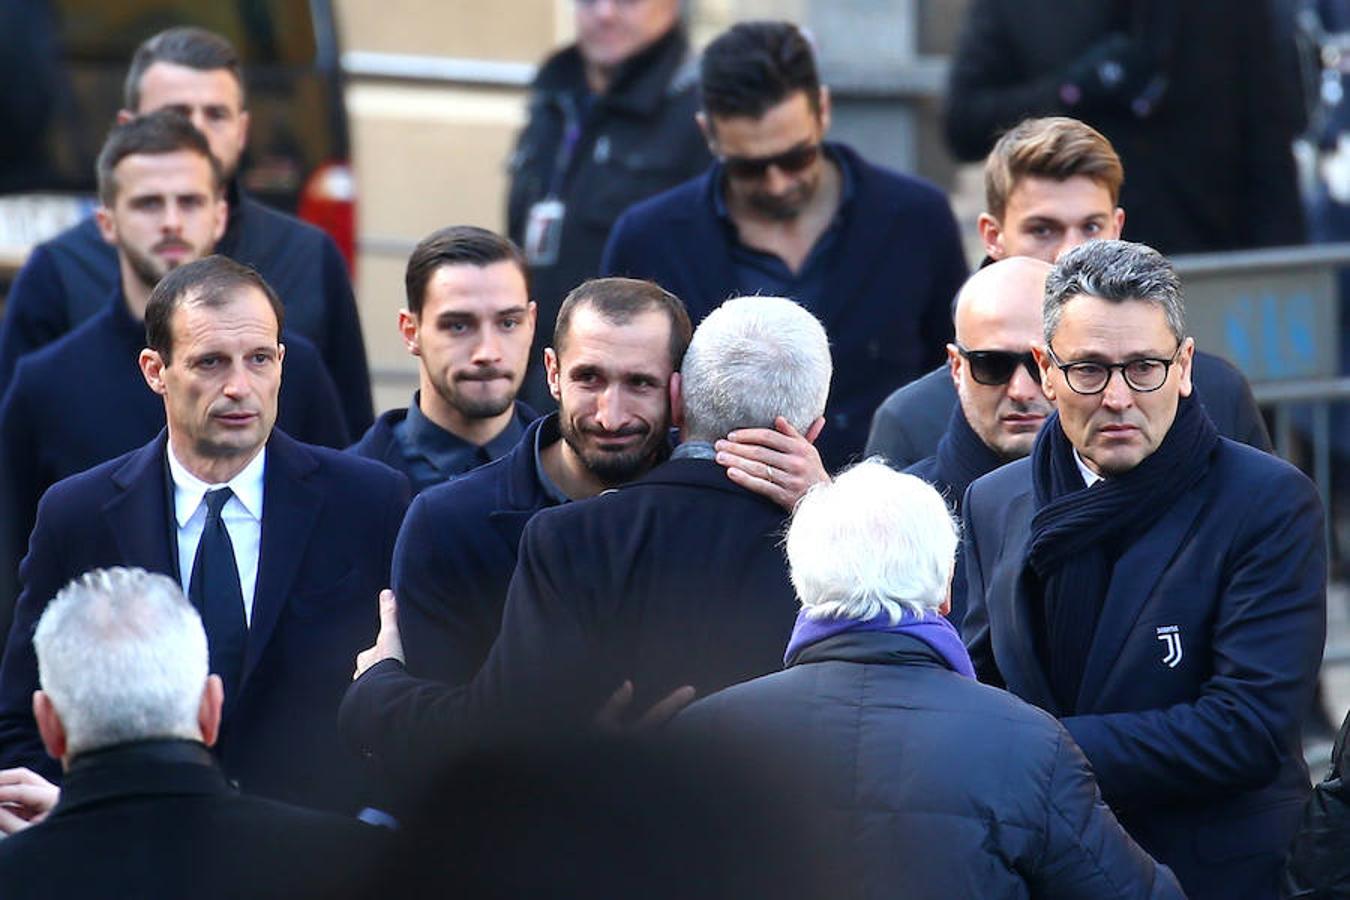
[700,21,821,120]
[124,27,245,111]
[554,278,693,371]
[96,109,223,206]
[404,226,529,317]
[146,255,284,365]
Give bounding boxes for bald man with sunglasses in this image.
[906,257,1053,625]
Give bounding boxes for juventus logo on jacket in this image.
[1156,625,1183,668]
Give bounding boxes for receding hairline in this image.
[554,301,675,360]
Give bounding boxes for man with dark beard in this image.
[350,227,538,495]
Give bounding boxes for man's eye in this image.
[1073,363,1106,378]
[1084,222,1103,235]
[500,317,520,330]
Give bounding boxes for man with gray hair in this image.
[341,295,830,763]
[0,567,381,898]
[677,460,1183,899]
[962,239,1326,900]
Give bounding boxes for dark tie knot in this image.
[204,487,233,520]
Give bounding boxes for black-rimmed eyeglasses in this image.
[955,344,1041,386]
[1045,342,1183,395]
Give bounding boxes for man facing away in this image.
[677,460,1183,900]
[866,116,1270,468]
[0,26,373,434]
[962,239,1326,899]
[350,226,537,495]
[0,568,383,899]
[0,256,409,814]
[341,295,831,785]
[603,20,968,470]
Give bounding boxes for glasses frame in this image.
[1045,342,1184,395]
[954,343,1041,386]
[719,140,822,181]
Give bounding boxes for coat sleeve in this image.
[1028,728,1186,899]
[960,482,1005,689]
[0,247,68,396]
[1063,467,1326,802]
[317,238,375,437]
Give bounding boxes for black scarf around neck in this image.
[1026,393,1219,712]
[933,404,1006,514]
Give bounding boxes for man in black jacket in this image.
[676,460,1182,900]
[0,567,383,899]
[0,26,373,436]
[508,0,709,408]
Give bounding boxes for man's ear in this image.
[237,109,252,155]
[116,108,135,125]
[669,372,684,430]
[1177,336,1195,398]
[139,348,169,397]
[815,86,833,134]
[33,691,67,762]
[695,111,712,149]
[209,195,228,245]
[1112,206,1126,239]
[544,347,562,403]
[1031,344,1057,402]
[199,675,224,748]
[95,205,118,246]
[946,342,963,387]
[977,213,1006,260]
[397,309,420,356]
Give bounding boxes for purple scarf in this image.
[784,608,976,679]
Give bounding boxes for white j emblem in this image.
[1156,625,1183,668]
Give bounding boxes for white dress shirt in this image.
[168,444,266,624]
[1073,448,1104,488]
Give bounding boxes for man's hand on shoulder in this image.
[594,680,696,734]
[716,416,830,511]
[0,767,58,835]
[353,589,404,680]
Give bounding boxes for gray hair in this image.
[679,296,831,442]
[787,459,958,622]
[34,568,208,757]
[1044,240,1185,344]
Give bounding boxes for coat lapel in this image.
[992,499,1060,715]
[1074,484,1209,711]
[241,433,321,690]
[103,433,177,579]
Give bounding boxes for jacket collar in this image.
[533,26,693,116]
[53,739,228,818]
[792,630,954,670]
[621,455,771,502]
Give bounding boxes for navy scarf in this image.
[1027,394,1219,712]
[933,404,1006,514]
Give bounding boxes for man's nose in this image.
[594,383,628,430]
[1099,368,1135,410]
[221,361,249,398]
[763,163,794,194]
[471,327,503,365]
[1005,364,1043,403]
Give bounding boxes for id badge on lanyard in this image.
[524,197,566,267]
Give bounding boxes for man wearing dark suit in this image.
[601,21,967,471]
[961,240,1326,899]
[0,112,348,641]
[341,294,831,783]
[350,226,537,496]
[866,117,1271,469]
[0,26,373,435]
[0,256,409,814]
[0,567,383,899]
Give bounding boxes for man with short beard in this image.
[602,20,968,471]
[350,227,538,495]
[341,294,831,798]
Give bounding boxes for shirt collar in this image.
[405,393,527,470]
[167,441,266,527]
[532,414,572,505]
[1072,448,1104,488]
[671,439,717,461]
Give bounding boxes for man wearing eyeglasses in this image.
[602,20,968,472]
[905,256,1052,626]
[962,239,1326,900]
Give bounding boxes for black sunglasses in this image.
[721,142,821,180]
[956,344,1042,386]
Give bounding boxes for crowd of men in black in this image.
[0,7,1343,900]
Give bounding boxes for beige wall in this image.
[335,0,567,409]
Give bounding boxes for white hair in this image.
[679,296,832,442]
[787,460,959,622]
[33,567,208,757]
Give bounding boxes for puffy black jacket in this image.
[1283,710,1350,898]
[677,631,1185,900]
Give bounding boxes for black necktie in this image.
[188,487,247,709]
